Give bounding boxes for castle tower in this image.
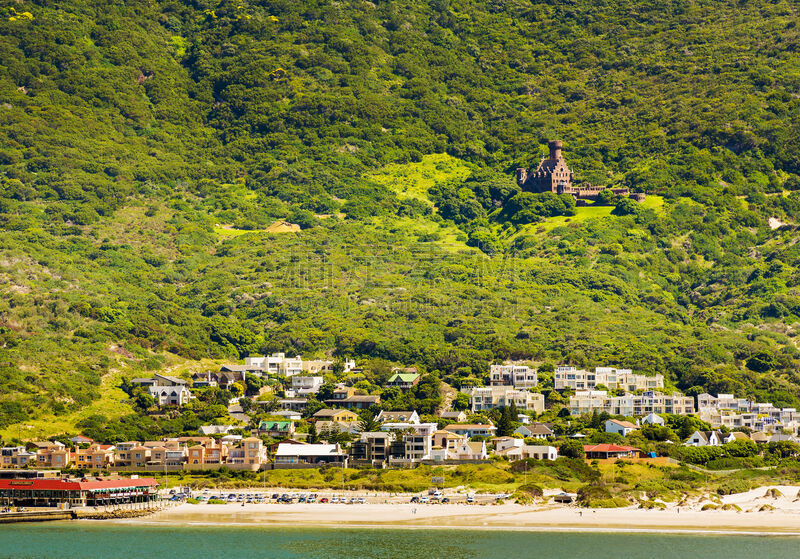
[517,139,573,194]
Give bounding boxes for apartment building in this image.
[554,366,664,391]
[242,353,356,377]
[228,437,266,466]
[0,447,36,469]
[350,432,395,464]
[463,386,545,413]
[489,364,538,388]
[568,390,694,416]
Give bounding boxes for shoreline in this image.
[115,485,800,536]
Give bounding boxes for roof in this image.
[607,419,638,429]
[467,442,485,454]
[155,374,187,385]
[388,373,420,383]
[377,411,417,421]
[336,395,380,403]
[443,424,497,431]
[275,444,341,457]
[0,478,158,491]
[439,411,465,418]
[259,421,293,430]
[528,424,554,435]
[313,408,357,418]
[584,444,640,453]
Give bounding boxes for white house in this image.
[442,424,497,439]
[685,430,736,447]
[641,413,665,426]
[274,443,347,465]
[291,376,324,396]
[489,364,538,388]
[492,437,524,453]
[604,419,639,437]
[149,385,191,406]
[376,410,420,424]
[502,445,558,460]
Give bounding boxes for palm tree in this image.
[357,411,381,433]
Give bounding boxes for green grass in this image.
[513,195,665,235]
[367,153,473,203]
[214,226,255,238]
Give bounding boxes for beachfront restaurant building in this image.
[0,476,159,507]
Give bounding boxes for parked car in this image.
[331,498,339,504]
[466,495,475,504]
[320,498,329,503]
[420,496,430,504]
[410,496,419,503]
[356,497,365,504]
[441,497,450,504]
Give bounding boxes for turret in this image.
[548,140,563,161]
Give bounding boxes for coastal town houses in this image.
[73,444,115,469]
[489,364,538,388]
[33,442,70,469]
[350,432,394,465]
[431,439,488,461]
[641,413,665,425]
[583,444,641,460]
[463,386,545,413]
[315,420,361,436]
[386,371,420,390]
[290,376,324,396]
[228,437,266,466]
[131,373,192,407]
[376,410,420,424]
[313,408,359,423]
[199,425,236,436]
[149,384,191,407]
[439,410,468,423]
[257,420,295,439]
[697,393,798,433]
[192,370,245,390]
[685,430,737,447]
[0,446,36,468]
[554,366,663,392]
[442,423,497,439]
[605,419,639,437]
[569,390,694,416]
[114,442,150,468]
[515,423,555,439]
[274,443,347,465]
[501,445,559,461]
[232,353,356,377]
[131,373,187,388]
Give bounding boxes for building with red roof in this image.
[0,476,158,507]
[583,444,641,460]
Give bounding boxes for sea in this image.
[1,523,797,559]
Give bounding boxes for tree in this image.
[357,410,381,433]
[612,197,639,216]
[746,351,776,373]
[453,393,470,411]
[559,439,585,459]
[495,406,514,437]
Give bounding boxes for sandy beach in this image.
[124,485,800,535]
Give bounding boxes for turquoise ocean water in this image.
[1,523,797,559]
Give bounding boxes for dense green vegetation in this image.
[2,0,800,433]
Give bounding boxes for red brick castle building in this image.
[516,140,645,204]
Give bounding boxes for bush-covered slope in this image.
[1,0,800,432]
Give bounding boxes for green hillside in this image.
[1,0,800,434]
